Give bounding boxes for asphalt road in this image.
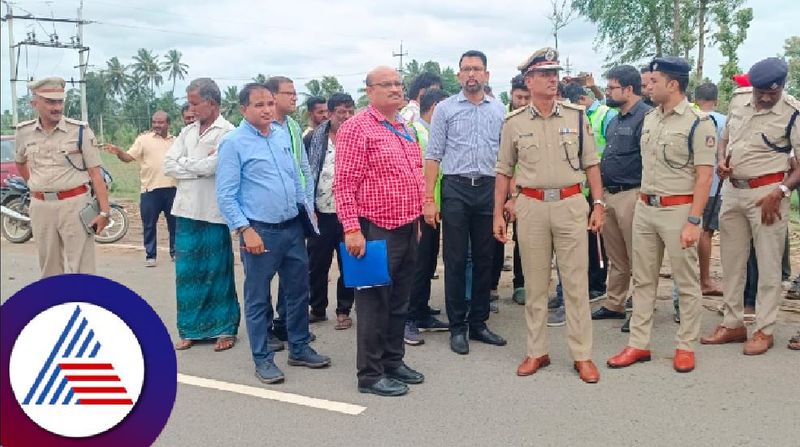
[2,239,799,447]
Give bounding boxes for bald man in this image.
[334,66,426,396]
[106,111,178,266]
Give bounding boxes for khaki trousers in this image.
[516,194,593,361]
[629,201,702,351]
[602,188,639,312]
[29,191,96,278]
[719,183,789,335]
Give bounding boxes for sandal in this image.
[789,332,800,351]
[214,336,236,352]
[175,339,194,350]
[335,314,353,330]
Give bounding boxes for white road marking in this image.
[177,373,366,416]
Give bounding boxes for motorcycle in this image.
[1,171,129,244]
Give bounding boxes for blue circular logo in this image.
[1,274,177,446]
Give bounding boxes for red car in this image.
[1,135,20,185]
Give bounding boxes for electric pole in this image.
[3,0,18,125]
[393,41,408,75]
[1,4,92,124]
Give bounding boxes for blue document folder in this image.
[339,240,392,289]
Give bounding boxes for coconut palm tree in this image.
[221,85,241,122]
[104,57,129,99]
[162,49,189,93]
[132,48,163,94]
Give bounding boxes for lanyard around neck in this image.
[381,120,414,143]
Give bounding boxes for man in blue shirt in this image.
[217,83,330,384]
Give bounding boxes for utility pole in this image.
[1,6,91,124]
[392,41,408,75]
[3,1,18,125]
[563,57,573,77]
[77,0,87,122]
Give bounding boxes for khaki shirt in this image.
[14,116,101,192]
[127,131,177,192]
[496,101,599,189]
[640,98,716,196]
[723,89,800,179]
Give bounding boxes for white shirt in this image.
[315,137,337,213]
[163,114,234,224]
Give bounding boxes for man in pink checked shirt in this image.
[333,66,425,397]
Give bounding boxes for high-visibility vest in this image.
[587,104,610,155]
[410,121,442,210]
[286,116,307,188]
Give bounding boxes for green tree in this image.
[712,1,753,111]
[162,49,189,93]
[252,73,267,83]
[221,85,242,124]
[784,36,800,98]
[402,60,461,95]
[104,57,129,99]
[303,76,344,98]
[132,48,163,94]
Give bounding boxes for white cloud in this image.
[1,0,797,114]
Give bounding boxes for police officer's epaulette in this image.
[64,117,88,126]
[504,106,527,121]
[784,93,800,112]
[14,119,36,129]
[688,107,711,121]
[560,101,586,112]
[732,86,753,95]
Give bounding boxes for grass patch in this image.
[100,152,141,202]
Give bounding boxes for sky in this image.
[0,0,797,113]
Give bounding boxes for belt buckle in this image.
[543,189,560,202]
[470,177,478,187]
[647,195,661,207]
[43,191,60,201]
[730,179,749,189]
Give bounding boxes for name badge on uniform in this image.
[559,128,577,135]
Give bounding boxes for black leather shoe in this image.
[469,327,507,346]
[425,306,442,316]
[621,316,631,333]
[450,333,469,355]
[386,364,424,384]
[358,377,408,397]
[592,307,626,320]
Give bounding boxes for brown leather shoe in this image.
[574,360,600,383]
[673,349,695,373]
[743,330,774,355]
[607,346,652,368]
[700,325,747,344]
[516,355,550,376]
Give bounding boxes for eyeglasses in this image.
[460,66,485,73]
[605,86,624,93]
[368,81,404,89]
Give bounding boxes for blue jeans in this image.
[240,219,310,363]
[139,187,176,259]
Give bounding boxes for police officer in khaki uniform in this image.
[495,47,605,384]
[607,58,716,373]
[701,58,800,355]
[14,77,111,277]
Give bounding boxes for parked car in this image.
[0,135,20,185]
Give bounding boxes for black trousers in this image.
[512,221,525,289]
[586,197,608,293]
[409,217,439,322]
[440,176,494,335]
[491,239,504,290]
[140,187,176,259]
[355,218,418,387]
[307,212,354,317]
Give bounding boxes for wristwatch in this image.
[235,225,251,235]
[778,184,791,198]
[592,199,606,208]
[99,210,110,218]
[687,215,701,226]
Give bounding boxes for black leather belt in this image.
[251,216,299,230]
[605,184,640,194]
[445,175,494,187]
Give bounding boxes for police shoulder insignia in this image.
[64,117,88,126]
[784,94,800,112]
[561,101,585,112]
[732,86,753,96]
[505,106,527,121]
[15,119,36,129]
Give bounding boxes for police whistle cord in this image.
[704,153,732,231]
